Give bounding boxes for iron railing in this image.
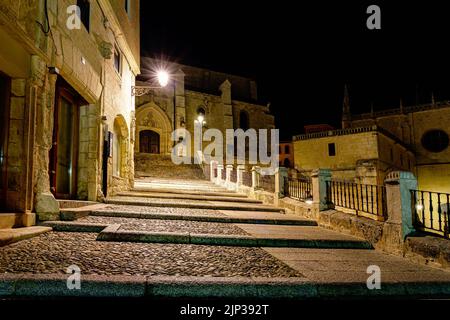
[284,176,312,201]
[326,180,387,219]
[411,190,450,239]
[221,168,226,180]
[230,168,237,183]
[242,171,252,187]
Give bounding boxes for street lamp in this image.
[131,69,170,96]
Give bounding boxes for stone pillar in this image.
[311,169,332,211]
[384,171,417,240]
[220,80,233,153]
[209,161,216,182]
[251,166,260,190]
[236,165,245,187]
[174,69,186,133]
[32,56,59,221]
[275,167,288,198]
[217,164,223,186]
[226,164,233,190]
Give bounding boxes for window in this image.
[285,145,290,154]
[421,129,449,153]
[77,0,90,32]
[283,158,291,167]
[328,143,336,156]
[113,45,121,75]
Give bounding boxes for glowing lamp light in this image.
[416,203,424,211]
[197,115,204,123]
[157,70,169,87]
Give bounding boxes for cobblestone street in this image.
[2,177,450,299]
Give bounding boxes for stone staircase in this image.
[134,154,205,180]
[31,177,450,298]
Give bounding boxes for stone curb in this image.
[60,204,110,221]
[1,274,450,298]
[105,199,285,213]
[41,221,109,233]
[0,226,52,247]
[97,229,373,249]
[131,188,246,198]
[90,210,318,226]
[118,192,262,203]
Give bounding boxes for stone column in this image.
[32,56,60,221]
[311,169,332,211]
[384,171,417,246]
[236,165,245,187]
[275,167,288,198]
[209,161,216,182]
[220,80,233,158]
[216,164,223,186]
[174,69,186,133]
[226,164,233,190]
[251,166,260,190]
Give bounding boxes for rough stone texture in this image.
[319,210,384,246]
[404,236,450,270]
[0,232,300,277]
[80,216,249,235]
[135,154,205,180]
[34,193,60,221]
[95,204,226,217]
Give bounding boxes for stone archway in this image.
[135,101,172,154]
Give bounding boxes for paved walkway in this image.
[2,176,450,298]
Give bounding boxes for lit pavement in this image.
[1,177,450,298]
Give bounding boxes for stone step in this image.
[40,221,108,233]
[2,273,450,299]
[117,191,262,203]
[0,226,52,247]
[131,187,246,198]
[97,224,372,249]
[59,203,109,221]
[90,209,318,226]
[105,197,285,213]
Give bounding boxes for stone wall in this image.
[350,105,450,194]
[0,0,140,224]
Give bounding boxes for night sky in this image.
[140,1,450,140]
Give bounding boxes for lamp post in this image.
[131,70,178,149]
[194,112,206,163]
[131,70,170,96]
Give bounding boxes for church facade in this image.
[134,58,275,173]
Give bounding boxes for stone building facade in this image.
[279,142,294,168]
[346,101,450,193]
[293,90,450,193]
[134,58,275,173]
[0,0,140,226]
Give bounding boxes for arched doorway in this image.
[135,101,172,155]
[140,130,160,154]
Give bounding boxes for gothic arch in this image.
[135,101,172,154]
